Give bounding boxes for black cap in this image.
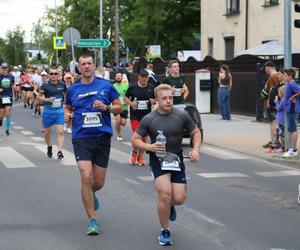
[264,60,275,68]
[139,69,149,76]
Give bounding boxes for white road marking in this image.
[13,126,25,130]
[121,141,132,147]
[21,131,34,135]
[31,137,44,142]
[0,147,36,168]
[137,176,153,182]
[181,205,225,226]
[124,178,140,185]
[110,148,131,163]
[33,144,76,166]
[255,170,300,177]
[201,145,247,160]
[196,172,249,178]
[10,121,16,125]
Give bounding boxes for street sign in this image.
[53,36,66,50]
[63,27,81,46]
[76,39,111,48]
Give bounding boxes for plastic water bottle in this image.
[156,130,166,157]
[132,97,137,110]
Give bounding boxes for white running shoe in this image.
[63,124,67,131]
[67,128,72,134]
[282,149,298,158]
[117,136,123,141]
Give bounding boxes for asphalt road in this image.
[0,102,300,250]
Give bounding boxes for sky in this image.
[0,0,64,42]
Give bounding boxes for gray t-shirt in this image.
[137,108,196,154]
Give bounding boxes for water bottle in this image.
[156,130,166,157]
[132,97,137,110]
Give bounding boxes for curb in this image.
[203,142,300,168]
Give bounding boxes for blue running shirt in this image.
[66,77,120,139]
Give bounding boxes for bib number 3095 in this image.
[82,112,102,128]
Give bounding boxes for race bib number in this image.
[51,98,62,108]
[24,84,31,88]
[160,160,181,171]
[82,112,102,128]
[173,88,182,97]
[1,97,11,104]
[137,100,148,110]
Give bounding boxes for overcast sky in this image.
[0,0,63,42]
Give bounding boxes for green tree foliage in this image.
[32,0,200,64]
[3,26,26,66]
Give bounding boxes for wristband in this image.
[106,105,111,112]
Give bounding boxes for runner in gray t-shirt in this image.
[132,84,201,246]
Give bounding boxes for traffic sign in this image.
[63,27,81,46]
[76,39,111,48]
[53,36,66,50]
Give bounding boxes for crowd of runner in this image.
[0,56,201,246]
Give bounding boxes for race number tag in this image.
[160,160,181,171]
[51,98,62,108]
[82,112,102,128]
[173,88,182,97]
[173,104,186,111]
[24,84,31,88]
[137,100,148,110]
[1,97,11,104]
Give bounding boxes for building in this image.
[201,0,300,60]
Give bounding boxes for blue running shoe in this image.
[86,218,99,235]
[158,229,172,246]
[93,193,99,211]
[169,205,176,221]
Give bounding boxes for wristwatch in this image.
[106,105,111,112]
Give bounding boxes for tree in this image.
[4,26,26,66]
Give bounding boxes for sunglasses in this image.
[49,72,58,75]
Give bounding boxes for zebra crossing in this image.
[1,120,300,182]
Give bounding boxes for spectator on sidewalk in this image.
[262,61,280,149]
[217,64,232,121]
[282,68,300,158]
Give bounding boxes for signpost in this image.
[63,27,81,61]
[76,39,111,48]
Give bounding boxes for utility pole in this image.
[114,0,119,66]
[55,0,59,64]
[284,0,292,151]
[99,0,103,66]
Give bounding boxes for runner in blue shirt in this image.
[0,62,15,136]
[37,65,67,160]
[64,53,122,235]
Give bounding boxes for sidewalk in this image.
[201,113,300,167]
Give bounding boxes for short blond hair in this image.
[154,84,172,98]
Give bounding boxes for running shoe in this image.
[158,229,172,246]
[169,205,177,221]
[67,128,72,134]
[86,218,99,235]
[57,151,64,160]
[47,146,53,158]
[264,146,275,153]
[5,130,10,136]
[262,141,272,149]
[117,136,123,141]
[129,151,137,165]
[94,192,99,211]
[282,149,298,158]
[137,154,146,166]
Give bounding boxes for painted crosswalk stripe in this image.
[110,148,131,163]
[0,147,36,168]
[13,126,25,130]
[201,145,247,160]
[21,131,34,135]
[31,137,44,142]
[255,170,300,177]
[196,172,249,178]
[137,176,153,181]
[33,144,76,166]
